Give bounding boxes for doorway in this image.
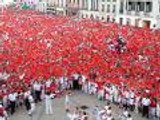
[143,20,151,28]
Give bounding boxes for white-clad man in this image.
[45,91,54,115]
[28,93,35,116]
[33,81,42,103]
[129,90,135,111]
[45,79,52,88]
[24,90,31,111]
[113,86,119,104]
[109,87,114,103]
[142,95,151,118]
[8,91,17,115]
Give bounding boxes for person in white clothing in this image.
[24,90,31,111]
[33,81,42,103]
[106,107,112,115]
[98,88,104,101]
[113,86,119,104]
[67,111,79,120]
[45,79,52,88]
[93,105,104,120]
[104,85,110,101]
[142,96,151,118]
[120,110,129,120]
[28,94,35,116]
[8,91,17,115]
[109,87,114,103]
[45,91,54,114]
[65,91,71,111]
[66,107,79,120]
[135,95,140,114]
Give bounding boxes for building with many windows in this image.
[36,0,160,29]
[80,0,160,29]
[36,0,83,16]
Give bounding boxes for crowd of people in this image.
[0,8,160,120]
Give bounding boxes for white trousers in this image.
[45,101,53,114]
[28,103,35,115]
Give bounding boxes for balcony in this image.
[126,10,152,18]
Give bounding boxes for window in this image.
[120,2,124,13]
[102,4,105,12]
[139,2,145,11]
[113,5,116,13]
[131,2,136,11]
[146,2,152,12]
[107,5,110,12]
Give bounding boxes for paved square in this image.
[10,91,148,120]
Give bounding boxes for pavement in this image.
[9,91,150,120]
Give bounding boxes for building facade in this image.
[36,0,160,29]
[79,0,160,29]
[36,0,83,16]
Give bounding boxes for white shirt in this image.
[73,74,79,80]
[46,80,52,88]
[8,93,17,102]
[81,75,86,83]
[24,91,30,99]
[124,91,130,99]
[130,91,135,98]
[33,83,41,91]
[142,98,151,106]
[28,95,34,103]
[129,98,135,105]
[59,77,64,84]
[45,94,53,104]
